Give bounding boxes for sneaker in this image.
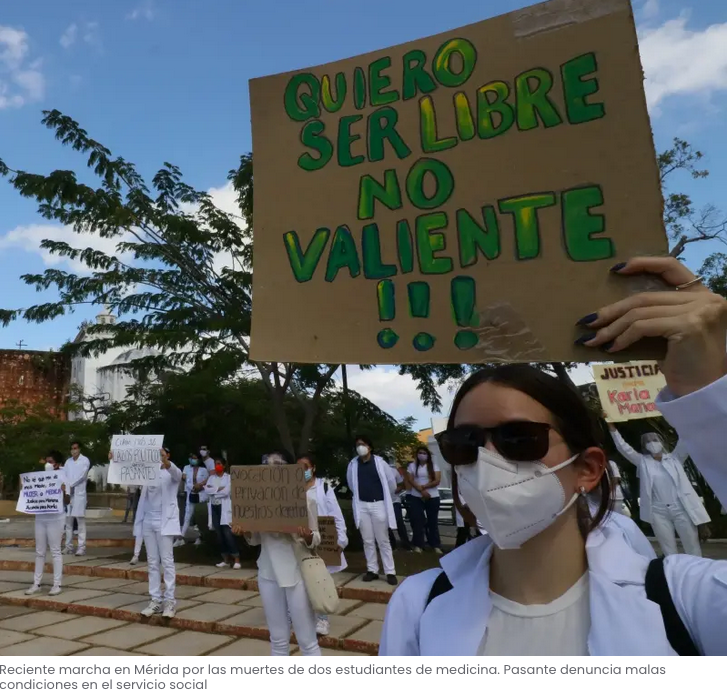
[413,547,423,554]
[75,548,86,557]
[129,556,139,566]
[25,584,40,595]
[172,539,185,548]
[386,574,399,586]
[215,561,229,569]
[141,601,163,617]
[434,547,443,555]
[232,563,241,570]
[49,585,62,596]
[194,537,202,546]
[162,602,176,619]
[316,618,330,636]
[362,572,379,582]
[63,547,74,555]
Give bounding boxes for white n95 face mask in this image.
[456,446,580,550]
[356,445,369,458]
[44,463,55,472]
[646,442,663,455]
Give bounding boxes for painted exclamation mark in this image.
[376,280,398,349]
[409,282,435,352]
[451,276,478,350]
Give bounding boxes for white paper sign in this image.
[108,435,165,486]
[17,471,65,515]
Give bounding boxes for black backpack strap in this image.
[645,557,700,656]
[324,482,329,494]
[425,571,453,608]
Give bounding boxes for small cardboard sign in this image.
[249,0,667,365]
[17,471,65,514]
[108,435,165,486]
[317,516,342,567]
[230,465,308,533]
[593,360,666,423]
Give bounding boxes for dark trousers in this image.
[409,496,441,549]
[211,504,239,558]
[456,526,474,547]
[123,489,140,523]
[389,501,411,550]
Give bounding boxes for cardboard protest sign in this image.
[593,360,666,423]
[108,435,164,486]
[17,471,65,514]
[317,516,342,567]
[230,465,308,533]
[249,0,667,365]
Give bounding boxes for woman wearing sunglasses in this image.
[380,256,727,656]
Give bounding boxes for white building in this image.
[69,307,162,421]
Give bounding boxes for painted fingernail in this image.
[574,334,596,346]
[576,313,598,326]
[601,340,615,352]
[610,262,627,273]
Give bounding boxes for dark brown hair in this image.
[448,364,613,538]
[414,446,436,482]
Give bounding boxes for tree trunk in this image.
[550,362,579,392]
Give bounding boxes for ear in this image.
[574,446,607,493]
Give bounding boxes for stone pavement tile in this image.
[324,615,369,640]
[0,581,26,593]
[81,578,131,590]
[174,565,225,580]
[236,594,263,607]
[67,559,121,569]
[0,587,42,603]
[208,638,282,656]
[0,611,78,632]
[73,593,148,610]
[58,575,101,586]
[115,581,152,595]
[216,606,266,630]
[0,570,36,582]
[116,598,199,618]
[135,630,233,656]
[173,603,250,625]
[341,575,404,603]
[191,589,258,605]
[333,599,363,615]
[72,647,147,656]
[172,585,214,599]
[349,602,387,621]
[0,605,27,620]
[204,568,256,588]
[331,571,359,587]
[33,616,127,640]
[348,620,382,644]
[80,623,175,650]
[293,647,369,656]
[0,635,89,656]
[0,630,37,648]
[33,588,109,604]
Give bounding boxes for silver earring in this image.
[579,486,587,496]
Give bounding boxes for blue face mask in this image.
[304,469,313,481]
[189,458,198,466]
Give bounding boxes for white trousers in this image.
[34,516,64,587]
[180,499,196,537]
[65,515,86,551]
[133,535,144,558]
[358,501,395,575]
[258,577,321,656]
[144,528,176,603]
[651,503,702,557]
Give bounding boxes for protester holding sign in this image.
[175,454,208,548]
[297,454,348,636]
[63,441,90,556]
[241,450,322,656]
[346,436,398,585]
[23,451,67,596]
[130,446,181,619]
[205,457,241,569]
[381,256,727,656]
[608,425,709,557]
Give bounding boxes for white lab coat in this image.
[205,472,232,528]
[183,464,209,503]
[133,462,183,538]
[346,454,397,530]
[314,478,348,573]
[589,499,656,560]
[380,376,727,656]
[610,430,710,526]
[63,455,91,518]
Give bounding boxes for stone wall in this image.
[0,349,70,419]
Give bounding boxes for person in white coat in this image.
[175,455,209,548]
[131,446,182,619]
[25,451,68,596]
[608,460,629,516]
[380,255,727,656]
[346,436,398,585]
[63,441,90,556]
[205,457,241,569]
[608,425,710,556]
[298,455,348,636]
[240,450,322,656]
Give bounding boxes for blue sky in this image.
[1,0,726,428]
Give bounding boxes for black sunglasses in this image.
[435,421,552,465]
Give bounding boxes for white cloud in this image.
[60,21,101,51]
[59,23,77,49]
[127,1,156,21]
[0,25,45,109]
[641,0,660,20]
[0,224,132,274]
[640,14,727,110]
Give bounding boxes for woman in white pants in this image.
[297,455,348,637]
[26,451,67,596]
[205,458,241,569]
[175,456,208,548]
[241,451,321,656]
[130,447,182,619]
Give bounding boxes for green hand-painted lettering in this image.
[416,212,453,275]
[283,228,330,283]
[402,49,437,101]
[477,81,515,139]
[283,73,321,122]
[368,107,412,163]
[432,38,477,88]
[406,158,454,210]
[358,169,402,220]
[562,186,613,261]
[369,56,399,106]
[420,96,457,153]
[362,223,397,279]
[397,219,414,274]
[321,72,347,114]
[561,53,605,124]
[515,68,563,130]
[498,193,557,260]
[338,115,365,167]
[453,92,475,141]
[457,206,500,267]
[325,225,361,282]
[298,120,333,171]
